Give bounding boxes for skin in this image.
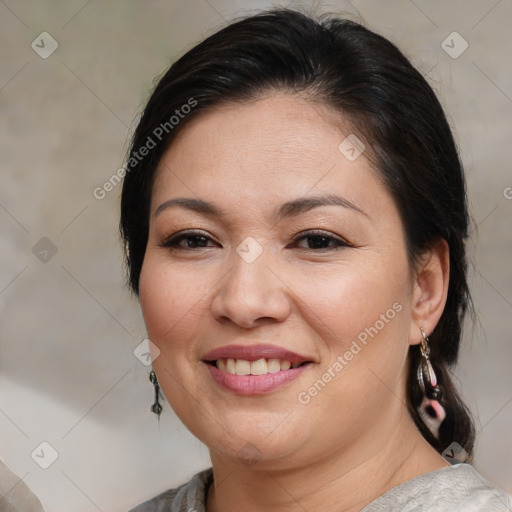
[138,93,450,512]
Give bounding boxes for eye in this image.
[159,230,219,250]
[291,230,351,251]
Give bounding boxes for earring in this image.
[417,327,446,439]
[149,370,163,417]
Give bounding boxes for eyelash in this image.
[294,230,352,251]
[158,229,352,252]
[159,230,216,250]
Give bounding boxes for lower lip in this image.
[203,362,312,395]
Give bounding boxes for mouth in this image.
[201,343,315,394]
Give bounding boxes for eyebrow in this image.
[154,194,368,220]
[154,197,222,217]
[275,194,368,220]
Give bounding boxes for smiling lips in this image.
[202,343,314,395]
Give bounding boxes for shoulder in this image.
[127,467,213,512]
[363,463,511,512]
[0,460,45,512]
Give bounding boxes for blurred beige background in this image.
[1,0,511,510]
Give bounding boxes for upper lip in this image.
[202,344,313,365]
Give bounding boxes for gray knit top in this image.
[128,463,510,511]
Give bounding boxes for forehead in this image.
[151,93,383,213]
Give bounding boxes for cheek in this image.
[288,258,409,347]
[138,255,207,353]
[138,255,220,440]
[288,256,412,406]
[291,265,411,427]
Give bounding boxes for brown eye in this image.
[292,230,351,250]
[159,231,218,250]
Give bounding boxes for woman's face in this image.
[139,94,418,469]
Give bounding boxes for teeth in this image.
[226,358,236,374]
[267,358,281,373]
[280,360,291,370]
[215,358,304,375]
[250,358,267,375]
[235,359,251,375]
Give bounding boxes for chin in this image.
[201,420,312,469]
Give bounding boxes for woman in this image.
[120,9,510,511]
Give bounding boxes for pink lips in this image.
[201,343,314,395]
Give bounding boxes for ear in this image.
[408,239,450,346]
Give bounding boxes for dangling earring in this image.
[149,370,163,417]
[417,327,446,439]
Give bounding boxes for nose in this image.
[210,249,292,329]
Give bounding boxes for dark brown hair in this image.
[120,8,475,458]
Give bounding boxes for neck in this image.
[206,415,448,512]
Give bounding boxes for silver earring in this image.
[149,370,163,416]
[417,327,446,439]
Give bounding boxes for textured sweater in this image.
[128,463,511,511]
